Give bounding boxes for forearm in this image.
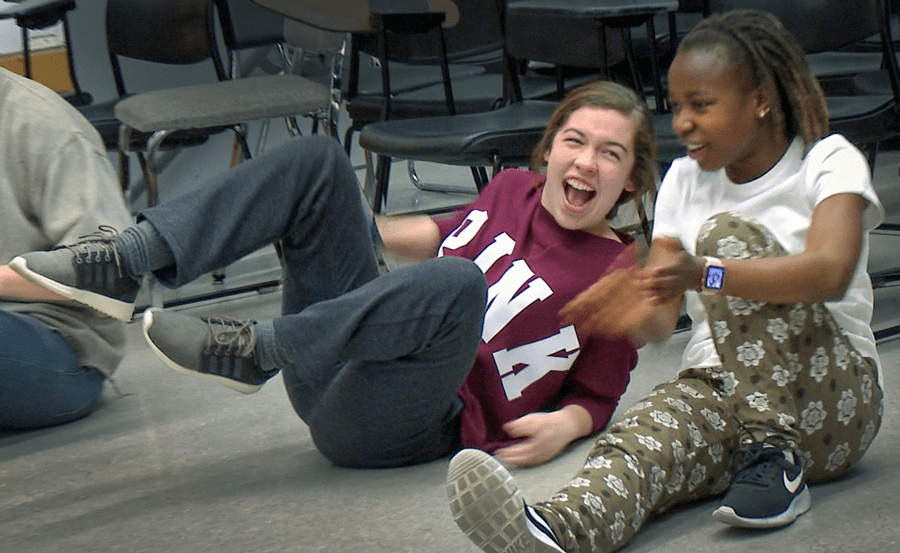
[375,215,442,261]
[690,193,866,304]
[0,265,67,302]
[556,404,594,443]
[708,252,856,304]
[628,299,682,344]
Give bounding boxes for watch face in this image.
[705,265,725,290]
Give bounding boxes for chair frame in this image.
[110,0,338,206]
[358,0,673,230]
[0,0,90,105]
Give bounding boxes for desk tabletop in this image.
[507,0,679,18]
[0,0,75,20]
[252,0,459,33]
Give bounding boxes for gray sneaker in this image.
[9,226,140,321]
[142,308,268,394]
[712,442,811,528]
[447,449,566,553]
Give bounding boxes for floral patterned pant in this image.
[534,212,883,553]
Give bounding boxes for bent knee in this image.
[435,256,487,304]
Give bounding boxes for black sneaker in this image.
[9,226,140,321]
[142,308,269,394]
[712,442,811,528]
[447,449,566,553]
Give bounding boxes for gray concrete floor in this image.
[3,95,900,553]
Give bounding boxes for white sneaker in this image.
[446,449,566,553]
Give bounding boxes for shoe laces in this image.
[203,317,257,359]
[732,440,798,487]
[64,225,125,276]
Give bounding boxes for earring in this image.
[758,107,770,118]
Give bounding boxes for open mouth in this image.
[564,179,596,208]
[685,142,707,159]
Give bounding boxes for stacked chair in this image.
[107,0,338,207]
[357,0,672,239]
[253,0,501,209]
[0,0,91,106]
[2,0,340,205]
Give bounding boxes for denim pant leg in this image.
[137,135,487,467]
[139,135,379,310]
[0,310,105,430]
[277,256,487,468]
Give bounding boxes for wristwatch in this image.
[699,256,725,295]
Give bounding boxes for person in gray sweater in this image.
[0,67,132,430]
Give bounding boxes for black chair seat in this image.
[348,94,503,124]
[359,100,559,167]
[828,94,898,144]
[345,62,507,149]
[851,68,897,96]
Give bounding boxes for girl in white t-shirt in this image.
[447,9,884,553]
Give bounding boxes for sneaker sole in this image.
[712,486,811,529]
[142,309,263,395]
[9,256,135,322]
[447,449,560,553]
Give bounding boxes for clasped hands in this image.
[559,237,700,341]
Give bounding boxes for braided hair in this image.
[677,9,829,147]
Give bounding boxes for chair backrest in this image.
[252,0,458,33]
[217,0,285,51]
[707,0,880,53]
[105,0,225,96]
[679,0,708,15]
[105,0,219,65]
[354,0,500,64]
[504,8,627,70]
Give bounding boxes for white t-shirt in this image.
[653,135,884,377]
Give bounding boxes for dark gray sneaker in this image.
[712,442,811,528]
[142,308,269,394]
[9,226,140,321]
[447,449,566,553]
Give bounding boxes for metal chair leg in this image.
[407,160,480,195]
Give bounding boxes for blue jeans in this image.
[0,310,105,430]
[140,136,487,467]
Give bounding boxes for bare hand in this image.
[642,236,702,304]
[559,264,655,338]
[493,411,578,467]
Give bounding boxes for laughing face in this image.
[540,106,638,239]
[668,47,786,183]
